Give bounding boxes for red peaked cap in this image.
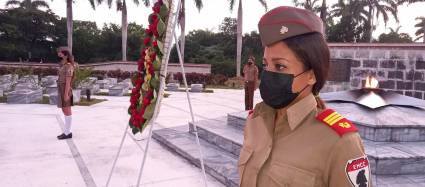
[258,6,324,46]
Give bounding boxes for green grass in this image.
[0,96,6,103]
[95,92,109,96]
[38,96,49,104]
[75,98,107,106]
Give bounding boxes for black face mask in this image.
[259,70,309,109]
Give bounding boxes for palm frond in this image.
[193,0,203,11]
[258,0,268,11]
[88,0,96,9]
[5,0,20,7]
[414,35,423,42]
[142,0,149,7]
[131,0,139,6]
[228,0,235,11]
[32,1,50,9]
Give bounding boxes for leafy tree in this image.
[107,0,149,61]
[227,0,267,77]
[5,0,49,11]
[378,26,412,43]
[0,8,58,62]
[178,0,203,64]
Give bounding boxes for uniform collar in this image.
[277,93,317,130]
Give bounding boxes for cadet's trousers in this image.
[244,81,255,110]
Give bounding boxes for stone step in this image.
[227,111,249,130]
[373,174,425,187]
[326,102,425,142]
[189,117,243,157]
[153,126,425,187]
[152,126,239,187]
[227,103,425,142]
[190,117,425,175]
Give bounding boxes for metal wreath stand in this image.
[105,0,208,186]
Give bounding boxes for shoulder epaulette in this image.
[316,109,357,136]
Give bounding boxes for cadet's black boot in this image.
[57,133,72,140]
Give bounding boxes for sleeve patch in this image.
[345,155,371,187]
[316,109,358,136]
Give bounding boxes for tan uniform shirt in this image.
[58,62,74,84]
[243,64,259,82]
[238,94,371,187]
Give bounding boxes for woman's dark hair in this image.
[57,48,75,65]
[283,32,330,108]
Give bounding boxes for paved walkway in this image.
[0,89,261,187]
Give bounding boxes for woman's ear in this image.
[308,70,316,85]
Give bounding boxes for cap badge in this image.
[280,26,289,35]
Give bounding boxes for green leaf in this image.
[150,75,160,90]
[159,4,169,19]
[153,59,161,71]
[142,82,149,91]
[157,18,166,38]
[143,103,156,119]
[157,40,164,54]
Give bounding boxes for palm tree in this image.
[293,0,327,32]
[178,0,203,64]
[293,0,320,11]
[415,17,425,43]
[366,0,399,42]
[107,0,149,62]
[66,0,100,54]
[228,0,267,77]
[5,0,49,10]
[330,0,398,42]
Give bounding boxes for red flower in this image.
[145,28,153,36]
[143,97,150,106]
[153,4,161,13]
[144,37,151,46]
[151,14,158,23]
[153,40,158,48]
[149,24,159,37]
[149,65,154,74]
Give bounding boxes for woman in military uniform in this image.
[238,6,371,187]
[56,47,75,140]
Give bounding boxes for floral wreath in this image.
[128,0,169,134]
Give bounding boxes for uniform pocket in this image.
[238,146,253,185]
[267,163,316,187]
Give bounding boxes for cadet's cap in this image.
[258,6,324,46]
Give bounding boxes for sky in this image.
[1,0,425,41]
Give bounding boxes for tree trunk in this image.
[66,0,73,53]
[180,0,186,63]
[368,5,373,43]
[320,0,327,33]
[122,0,128,61]
[236,0,243,77]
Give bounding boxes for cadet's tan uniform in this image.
[243,64,259,110]
[238,94,371,187]
[57,62,74,108]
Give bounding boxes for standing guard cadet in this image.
[243,55,259,110]
[56,47,75,140]
[238,6,371,187]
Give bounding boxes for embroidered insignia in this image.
[316,109,357,136]
[345,155,371,187]
[280,26,289,35]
